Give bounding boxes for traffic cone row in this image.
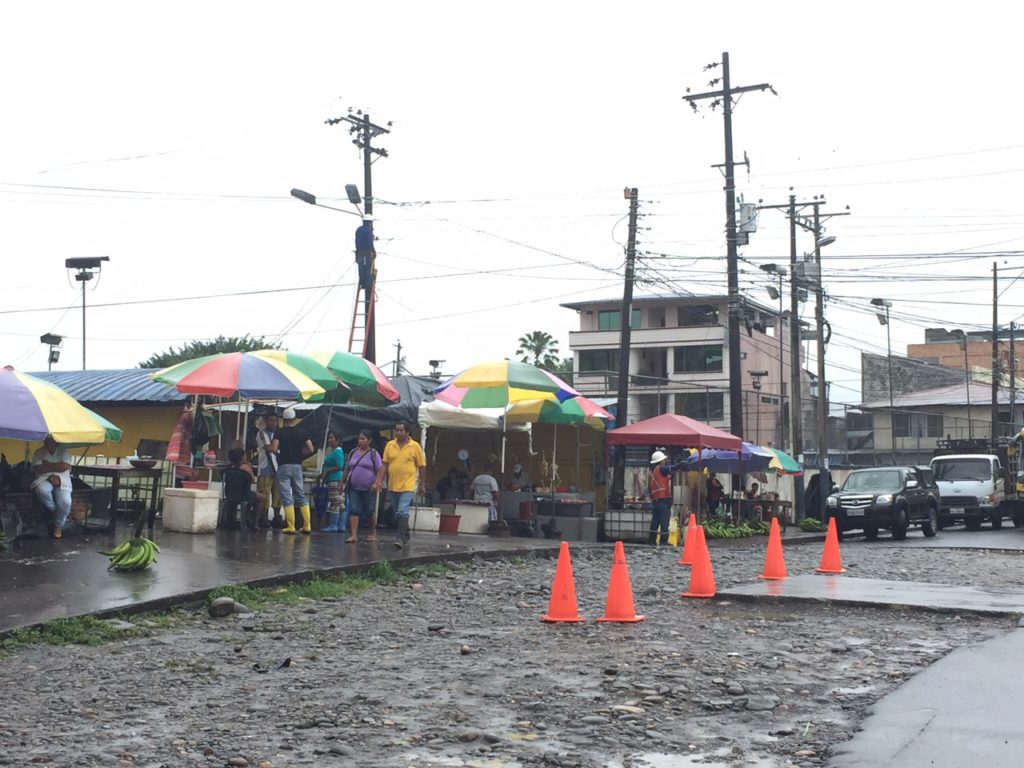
[542,516,845,622]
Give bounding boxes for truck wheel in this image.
[965,518,982,531]
[922,507,938,538]
[891,507,909,541]
[863,525,879,541]
[1014,511,1024,528]
[992,513,1003,530]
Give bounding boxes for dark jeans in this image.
[649,497,672,542]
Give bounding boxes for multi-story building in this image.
[562,294,807,448]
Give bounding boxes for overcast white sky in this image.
[2,1,1023,408]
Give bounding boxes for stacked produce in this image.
[102,537,159,571]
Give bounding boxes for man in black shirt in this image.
[271,407,315,534]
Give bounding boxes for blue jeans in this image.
[35,482,72,529]
[387,491,414,519]
[650,497,672,541]
[276,464,306,508]
[348,488,375,523]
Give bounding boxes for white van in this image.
[929,454,1007,530]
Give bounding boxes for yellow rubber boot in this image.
[282,505,296,535]
[299,504,312,534]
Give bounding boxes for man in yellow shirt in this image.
[373,421,426,549]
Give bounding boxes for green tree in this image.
[139,335,281,368]
[516,331,561,368]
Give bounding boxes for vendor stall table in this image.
[72,464,163,534]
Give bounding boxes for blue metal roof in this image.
[29,369,186,404]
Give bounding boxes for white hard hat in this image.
[282,407,297,420]
[650,450,668,464]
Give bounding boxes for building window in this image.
[674,344,723,373]
[678,304,719,327]
[597,309,641,331]
[675,392,724,421]
[579,350,619,373]
[893,412,943,438]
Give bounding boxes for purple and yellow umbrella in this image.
[250,350,350,402]
[306,351,400,406]
[0,367,123,445]
[151,352,326,401]
[434,360,577,409]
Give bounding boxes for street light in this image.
[64,256,109,370]
[289,188,363,217]
[953,329,974,439]
[761,263,788,449]
[813,232,836,520]
[40,333,63,371]
[749,370,768,444]
[871,298,895,459]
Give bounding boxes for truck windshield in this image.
[932,459,991,482]
[842,470,900,492]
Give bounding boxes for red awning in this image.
[605,413,742,450]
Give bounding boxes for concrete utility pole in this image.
[684,53,773,440]
[1011,322,1017,433]
[609,187,640,511]
[992,261,1000,442]
[326,111,391,363]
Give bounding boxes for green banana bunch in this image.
[102,537,159,571]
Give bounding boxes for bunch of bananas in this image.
[102,537,159,571]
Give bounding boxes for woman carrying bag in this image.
[340,428,382,543]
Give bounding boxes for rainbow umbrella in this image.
[250,350,351,402]
[505,396,613,430]
[0,367,123,445]
[151,352,326,401]
[306,351,400,406]
[434,360,577,408]
[765,446,802,475]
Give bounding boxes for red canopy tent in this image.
[605,413,741,450]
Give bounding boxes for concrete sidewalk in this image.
[0,526,563,633]
[828,624,1024,768]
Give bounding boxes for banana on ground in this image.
[102,537,159,571]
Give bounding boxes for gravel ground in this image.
[1,537,1022,768]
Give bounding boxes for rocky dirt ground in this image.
[1,536,1023,768]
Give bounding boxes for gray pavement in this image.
[721,573,1024,616]
[828,625,1024,768]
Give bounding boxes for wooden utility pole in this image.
[993,261,1000,441]
[609,187,639,510]
[684,53,773,440]
[326,111,391,363]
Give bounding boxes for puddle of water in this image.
[609,753,782,768]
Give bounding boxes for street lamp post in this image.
[814,232,836,521]
[871,298,895,459]
[954,330,974,439]
[40,333,63,371]
[750,370,768,444]
[760,263,787,449]
[64,257,109,370]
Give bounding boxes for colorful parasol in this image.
[505,396,614,430]
[306,351,400,406]
[151,352,326,401]
[765,446,802,475]
[434,360,577,408]
[685,442,774,475]
[0,367,123,445]
[250,350,351,402]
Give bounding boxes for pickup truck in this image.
[826,466,940,541]
[929,453,1016,530]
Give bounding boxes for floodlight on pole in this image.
[40,333,64,371]
[64,256,109,370]
[871,298,895,452]
[289,188,362,217]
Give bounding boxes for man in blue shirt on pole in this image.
[355,215,375,297]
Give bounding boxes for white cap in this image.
[282,407,297,420]
[650,450,668,464]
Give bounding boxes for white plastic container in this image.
[162,487,221,533]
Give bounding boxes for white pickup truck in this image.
[929,454,1015,530]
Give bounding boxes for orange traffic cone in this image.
[541,541,586,623]
[816,517,847,574]
[677,513,698,566]
[682,525,716,598]
[759,517,788,580]
[597,541,645,623]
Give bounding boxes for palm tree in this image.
[517,331,560,368]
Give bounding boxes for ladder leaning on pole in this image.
[348,274,375,358]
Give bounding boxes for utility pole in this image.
[393,340,403,378]
[609,187,640,511]
[684,53,773,440]
[326,111,391,363]
[992,261,1000,443]
[1011,322,1017,433]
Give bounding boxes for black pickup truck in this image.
[825,466,940,541]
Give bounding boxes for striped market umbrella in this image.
[504,396,613,430]
[151,352,326,401]
[434,360,578,409]
[306,351,400,406]
[0,367,123,445]
[250,350,351,402]
[765,446,802,475]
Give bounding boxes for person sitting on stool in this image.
[31,434,72,539]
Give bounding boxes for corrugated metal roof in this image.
[29,369,186,404]
[860,382,1011,410]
